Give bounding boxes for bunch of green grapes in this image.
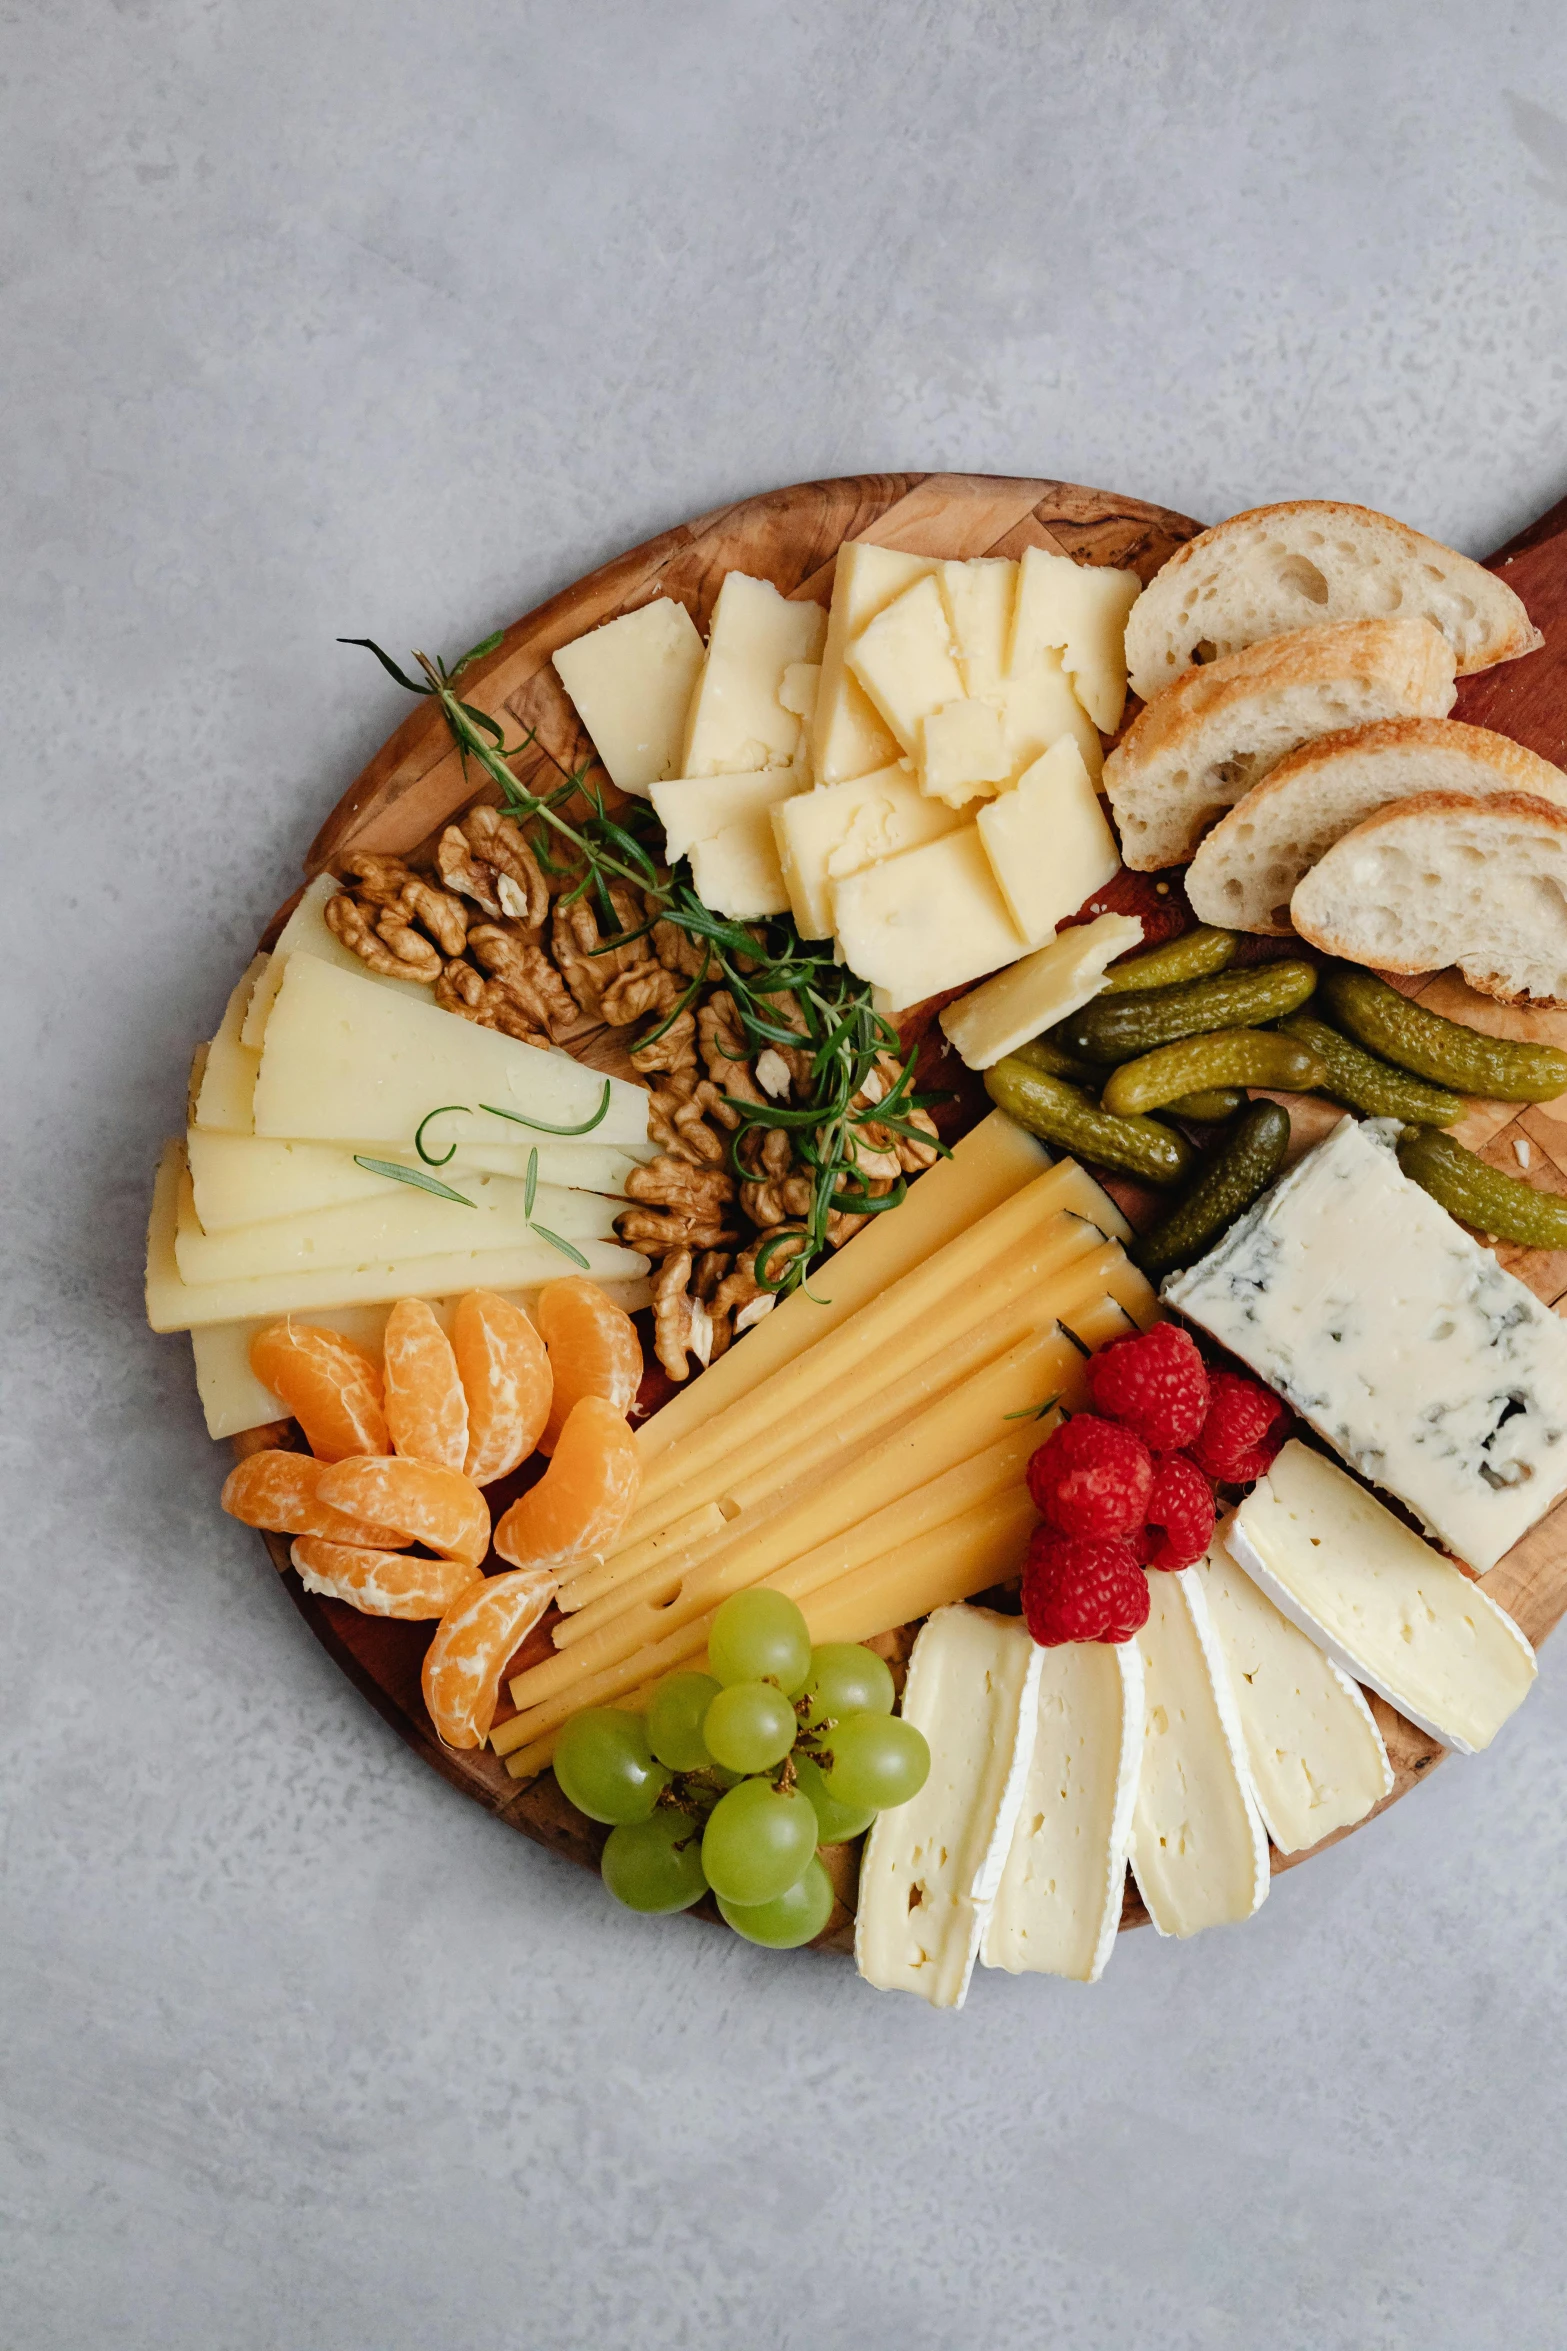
[553,1590,931,1950]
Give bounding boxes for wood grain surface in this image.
[258,471,1567,1956]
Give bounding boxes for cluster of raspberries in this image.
[1022,1324,1290,1648]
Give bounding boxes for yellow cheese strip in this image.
[636,1111,1060,1466]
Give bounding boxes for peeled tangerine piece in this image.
[383,1297,470,1472]
[536,1278,643,1455]
[451,1288,552,1486]
[292,1537,481,1621]
[316,1455,492,1568]
[493,1397,641,1574]
[220,1449,407,1547]
[249,1322,390,1462]
[422,1566,557,1748]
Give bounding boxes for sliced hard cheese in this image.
[253,954,650,1151]
[940,912,1144,1071]
[771,765,962,940]
[811,542,934,785]
[846,574,966,760]
[918,699,1010,808]
[1009,547,1141,734]
[1130,1568,1271,1938]
[1000,645,1104,784]
[1194,1532,1391,1852]
[193,959,267,1135]
[686,803,799,919]
[552,597,707,797]
[1226,1442,1536,1755]
[939,558,1016,701]
[831,826,1027,1013]
[680,574,826,777]
[242,876,429,1047]
[982,1638,1144,1983]
[187,1128,643,1234]
[649,768,806,864]
[975,738,1121,947]
[855,1608,1042,2009]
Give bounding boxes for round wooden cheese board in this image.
[252,471,1567,1950]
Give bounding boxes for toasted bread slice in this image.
[1104,618,1456,873]
[1291,790,1567,1006]
[1186,718,1567,934]
[1124,501,1540,703]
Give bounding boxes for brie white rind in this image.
[679,574,826,778]
[975,737,1121,946]
[771,765,963,940]
[1194,1533,1391,1853]
[1008,547,1141,735]
[1130,1568,1271,1938]
[192,958,267,1136]
[982,1636,1143,1983]
[939,913,1143,1071]
[1164,1117,1567,1572]
[241,874,429,1047]
[1226,1443,1536,1755]
[551,597,707,797]
[855,1607,1042,2009]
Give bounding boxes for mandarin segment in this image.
[535,1278,643,1455]
[492,1395,641,1574]
[451,1288,552,1486]
[291,1538,482,1620]
[315,1455,493,1567]
[421,1566,557,1747]
[220,1450,406,1547]
[383,1297,470,1472]
[249,1321,390,1462]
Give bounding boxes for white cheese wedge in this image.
[679,574,826,778]
[831,827,1027,1013]
[918,698,1010,808]
[771,764,963,939]
[1009,547,1141,734]
[847,574,967,760]
[982,1636,1144,1982]
[812,543,935,784]
[1164,1117,1567,1572]
[551,597,707,797]
[241,875,430,1047]
[252,954,650,1151]
[186,1129,644,1233]
[939,558,1016,701]
[939,912,1143,1070]
[1226,1443,1537,1755]
[192,958,267,1134]
[975,738,1122,945]
[1193,1533,1391,1853]
[855,1606,1042,2008]
[1130,1568,1271,1938]
[649,767,806,865]
[1000,644,1104,785]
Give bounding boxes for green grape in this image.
[707,1589,812,1695]
[702,1681,798,1773]
[601,1811,709,1914]
[554,1708,669,1825]
[701,1779,818,1906]
[646,1672,721,1771]
[790,1751,876,1845]
[799,1642,895,1729]
[821,1712,930,1812]
[718,1857,835,1949]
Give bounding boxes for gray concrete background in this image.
[6,3,1567,2344]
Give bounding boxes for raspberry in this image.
[1022,1529,1150,1646]
[1086,1322,1210,1451]
[1026,1415,1153,1538]
[1190,1372,1292,1485]
[1140,1452,1216,1571]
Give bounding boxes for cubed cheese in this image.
[847,574,967,760]
[192,958,267,1135]
[1009,547,1142,733]
[241,875,430,1047]
[939,558,1016,701]
[1000,644,1104,783]
[772,764,963,939]
[831,827,1027,1013]
[680,574,826,777]
[918,698,1010,808]
[975,738,1122,944]
[551,597,707,796]
[649,767,806,865]
[939,911,1143,1070]
[687,804,799,918]
[812,542,934,784]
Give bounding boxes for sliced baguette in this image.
[1186,718,1567,934]
[1291,790,1567,1006]
[1125,500,1540,703]
[1104,618,1457,872]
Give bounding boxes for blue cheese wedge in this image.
[1164,1117,1567,1572]
[1130,1569,1270,1938]
[981,1637,1143,1982]
[1194,1533,1391,1852]
[855,1606,1041,2008]
[1226,1442,1536,1755]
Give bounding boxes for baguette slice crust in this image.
[1186,718,1567,934]
[1104,618,1457,872]
[1125,500,1541,703]
[1291,790,1567,1006]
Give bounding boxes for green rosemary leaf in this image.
[1003,1394,1061,1422]
[339,638,431,696]
[635,944,711,1053]
[478,1082,612,1138]
[414,1104,470,1167]
[530,1223,590,1269]
[584,916,658,957]
[454,628,506,672]
[524,1146,539,1218]
[457,700,507,745]
[353,1155,476,1206]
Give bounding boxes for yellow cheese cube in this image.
[771,764,963,939]
[551,597,707,797]
[811,542,935,784]
[939,910,1144,1070]
[918,698,1011,808]
[1000,644,1104,783]
[938,558,1016,699]
[687,805,798,918]
[976,737,1121,944]
[1010,547,1141,734]
[649,767,805,865]
[831,826,1026,1012]
[680,574,826,777]
[846,574,966,759]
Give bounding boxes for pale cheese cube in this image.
[688,805,799,918]
[918,698,1011,808]
[846,574,966,759]
[1000,643,1104,783]
[831,826,1027,1013]
[938,911,1143,1070]
[976,736,1121,944]
[649,767,805,865]
[679,574,826,778]
[552,597,706,797]
[772,764,963,939]
[812,542,934,784]
[779,662,820,722]
[1009,547,1141,734]
[938,558,1017,700]
[192,958,267,1136]
[241,873,430,1046]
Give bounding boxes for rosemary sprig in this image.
[354,1155,476,1206]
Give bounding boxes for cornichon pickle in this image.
[1277,1010,1462,1126]
[1102,1029,1326,1117]
[1012,1034,1103,1088]
[1396,1129,1567,1247]
[1099,925,1239,995]
[1321,968,1567,1103]
[1163,1087,1246,1121]
[984,1058,1195,1187]
[1134,1101,1293,1278]
[1054,960,1319,1064]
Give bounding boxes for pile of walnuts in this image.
[324,806,938,1381]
